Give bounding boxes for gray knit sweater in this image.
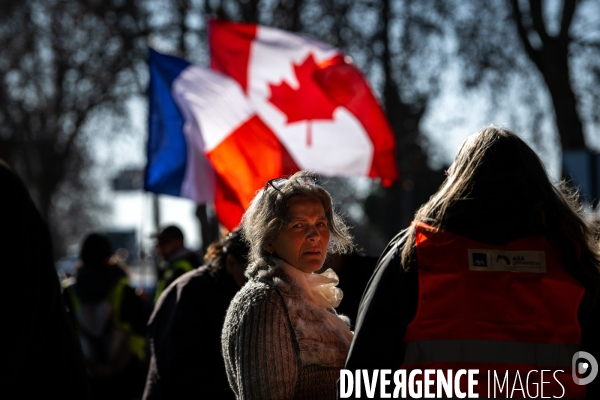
[221,265,352,400]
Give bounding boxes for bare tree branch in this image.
[529,0,549,42]
[559,0,578,40]
[510,0,542,69]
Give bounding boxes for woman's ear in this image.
[225,254,236,274]
[265,243,274,254]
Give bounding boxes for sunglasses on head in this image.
[264,177,317,192]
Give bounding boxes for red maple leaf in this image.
[268,53,338,147]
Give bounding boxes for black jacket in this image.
[0,160,92,399]
[154,248,201,301]
[143,265,240,400]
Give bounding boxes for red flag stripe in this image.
[213,175,245,233]
[209,19,256,94]
[207,114,299,230]
[314,56,398,185]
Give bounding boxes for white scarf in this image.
[277,259,353,343]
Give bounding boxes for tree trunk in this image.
[380,0,430,236]
[539,41,585,150]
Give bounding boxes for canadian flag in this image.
[145,20,398,231]
[210,20,397,184]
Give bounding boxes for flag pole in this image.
[152,193,160,231]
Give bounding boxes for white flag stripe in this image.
[170,68,216,204]
[179,114,216,203]
[280,109,373,176]
[173,65,254,152]
[254,26,339,90]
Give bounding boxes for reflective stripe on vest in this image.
[404,340,578,366]
[402,222,586,398]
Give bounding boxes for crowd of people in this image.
[4,126,600,399]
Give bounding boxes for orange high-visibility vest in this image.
[402,222,586,398]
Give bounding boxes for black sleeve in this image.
[345,229,419,371]
[579,297,600,399]
[146,276,234,399]
[121,285,151,336]
[1,161,93,399]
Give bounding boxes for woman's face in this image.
[267,196,330,273]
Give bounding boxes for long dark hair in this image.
[204,228,249,278]
[401,127,600,300]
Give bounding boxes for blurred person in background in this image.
[0,159,92,398]
[345,127,600,398]
[222,171,354,400]
[143,228,249,399]
[152,225,200,302]
[63,233,150,400]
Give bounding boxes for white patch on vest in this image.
[468,249,546,273]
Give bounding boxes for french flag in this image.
[145,48,293,230]
[145,20,398,231]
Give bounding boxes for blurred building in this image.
[563,150,600,209]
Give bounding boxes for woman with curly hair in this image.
[221,170,354,400]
